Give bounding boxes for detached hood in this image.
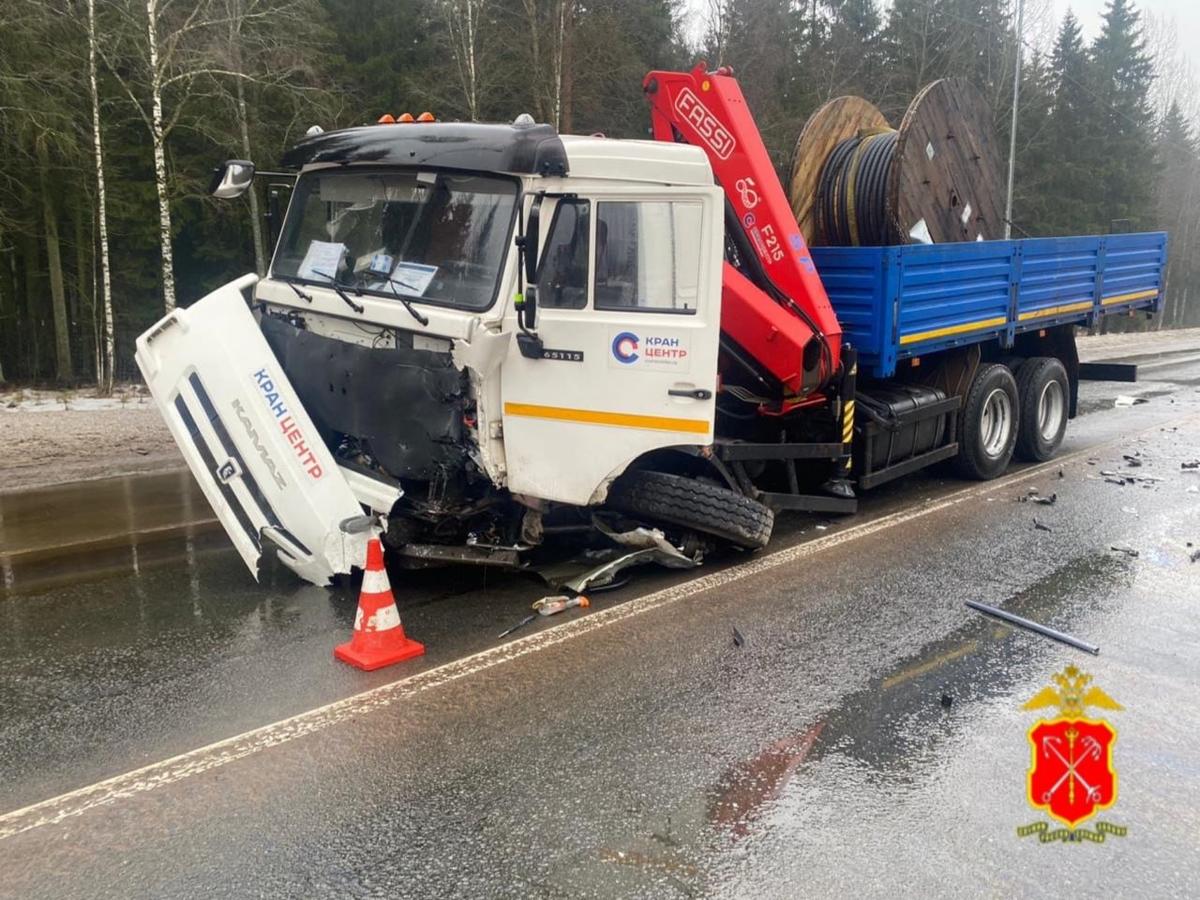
[135,275,371,584]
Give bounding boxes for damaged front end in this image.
[137,274,514,586]
[137,276,383,584]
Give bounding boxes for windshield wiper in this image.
[310,269,364,314]
[381,276,430,326]
[276,275,313,303]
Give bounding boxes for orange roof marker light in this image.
[416,111,435,122]
[397,113,415,123]
[377,113,396,124]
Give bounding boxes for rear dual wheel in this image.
[953,357,1069,479]
[1014,357,1069,462]
[954,363,1019,480]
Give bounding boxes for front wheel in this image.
[606,470,774,550]
[1014,357,1069,462]
[953,363,1019,480]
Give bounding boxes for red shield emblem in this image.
[1027,718,1117,827]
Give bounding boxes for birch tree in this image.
[87,0,116,391]
[442,0,488,121]
[102,0,234,313]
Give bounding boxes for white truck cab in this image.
[137,122,735,584]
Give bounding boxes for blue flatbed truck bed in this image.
[811,232,1168,378]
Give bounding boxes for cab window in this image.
[594,201,702,313]
[536,199,591,310]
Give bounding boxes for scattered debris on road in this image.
[965,600,1100,655]
[732,626,746,648]
[1033,518,1053,532]
[1110,545,1140,558]
[533,594,591,617]
[1114,395,1149,407]
[1190,548,1200,564]
[1182,460,1199,470]
[940,693,954,709]
[498,614,538,639]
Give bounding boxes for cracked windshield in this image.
[273,169,517,310]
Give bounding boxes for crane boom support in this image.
[643,63,843,394]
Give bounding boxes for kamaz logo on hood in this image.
[253,368,324,480]
[231,399,285,489]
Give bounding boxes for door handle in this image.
[668,388,713,400]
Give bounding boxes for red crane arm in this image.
[643,63,843,395]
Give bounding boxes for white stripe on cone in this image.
[352,604,403,632]
[361,567,391,595]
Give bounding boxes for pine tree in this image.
[1156,102,1199,325]
[1089,0,1157,232]
[1010,50,1055,235]
[1040,12,1096,234]
[820,0,884,99]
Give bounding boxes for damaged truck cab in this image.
[140,65,1166,588]
[138,121,731,584]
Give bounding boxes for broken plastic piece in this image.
[532,595,591,617]
[1114,395,1148,407]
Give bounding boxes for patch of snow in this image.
[1,386,153,413]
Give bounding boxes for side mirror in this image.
[523,195,542,285]
[517,194,543,332]
[208,159,256,199]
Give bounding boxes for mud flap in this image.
[135,275,367,585]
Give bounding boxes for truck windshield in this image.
[272,169,517,311]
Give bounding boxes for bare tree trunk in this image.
[37,140,74,383]
[229,0,265,274]
[234,71,265,273]
[559,0,573,132]
[73,205,91,377]
[551,0,566,128]
[521,0,544,121]
[147,0,177,312]
[89,0,115,390]
[0,228,6,384]
[444,0,484,120]
[22,234,42,378]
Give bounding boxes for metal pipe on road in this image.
[965,600,1099,655]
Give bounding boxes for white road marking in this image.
[1,414,1195,841]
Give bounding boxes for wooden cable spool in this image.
[788,96,891,244]
[789,79,1005,246]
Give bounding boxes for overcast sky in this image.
[1042,0,1197,62]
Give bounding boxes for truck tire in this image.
[606,470,774,550]
[953,363,1019,480]
[1014,357,1069,462]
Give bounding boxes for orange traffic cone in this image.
[334,537,425,671]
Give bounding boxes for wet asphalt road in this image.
[1,346,1198,898]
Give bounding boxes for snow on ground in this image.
[1,384,178,493]
[1,384,154,414]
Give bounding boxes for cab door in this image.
[500,188,723,505]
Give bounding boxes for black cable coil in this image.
[815,130,898,246]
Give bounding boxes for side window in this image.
[595,201,702,313]
[536,199,590,309]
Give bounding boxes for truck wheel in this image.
[953,363,1018,480]
[1014,357,1069,462]
[606,470,774,550]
